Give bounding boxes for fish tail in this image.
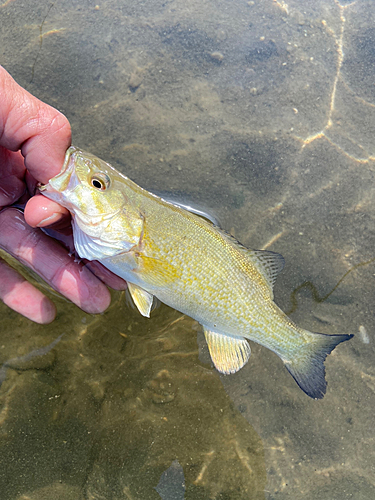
[282,330,353,399]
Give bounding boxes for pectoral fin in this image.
[203,327,251,374]
[73,219,135,260]
[128,282,154,317]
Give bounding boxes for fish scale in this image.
[40,146,353,399]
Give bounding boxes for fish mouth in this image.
[38,146,79,202]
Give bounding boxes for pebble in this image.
[359,325,370,344]
[129,71,143,90]
[210,51,224,62]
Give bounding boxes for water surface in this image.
[1,0,375,498]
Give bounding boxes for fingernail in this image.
[36,213,62,227]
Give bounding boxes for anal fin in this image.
[128,282,154,317]
[203,327,251,374]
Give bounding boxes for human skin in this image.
[0,65,126,323]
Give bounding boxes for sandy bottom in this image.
[1,0,375,498]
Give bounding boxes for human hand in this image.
[0,66,126,323]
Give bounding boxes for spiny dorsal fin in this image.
[177,207,284,292]
[203,327,251,374]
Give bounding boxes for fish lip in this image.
[38,146,79,203]
[38,146,77,193]
[59,145,78,174]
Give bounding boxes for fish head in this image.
[40,146,144,260]
[41,146,127,217]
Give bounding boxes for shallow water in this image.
[1,0,375,498]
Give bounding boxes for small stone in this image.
[151,392,176,404]
[146,369,177,404]
[209,51,224,62]
[129,71,143,91]
[217,30,227,41]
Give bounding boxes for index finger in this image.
[0,66,71,183]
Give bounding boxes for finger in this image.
[0,66,71,183]
[25,199,127,290]
[0,258,56,323]
[85,261,128,291]
[0,147,26,207]
[24,194,69,228]
[0,208,111,314]
[25,169,38,196]
[25,198,128,289]
[24,195,127,290]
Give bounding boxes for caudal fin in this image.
[283,331,353,399]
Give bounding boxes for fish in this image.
[40,146,353,399]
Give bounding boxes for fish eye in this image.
[90,174,111,191]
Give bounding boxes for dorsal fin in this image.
[245,249,285,288]
[216,228,285,290]
[151,192,222,226]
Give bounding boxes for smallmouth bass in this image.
[40,146,353,399]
